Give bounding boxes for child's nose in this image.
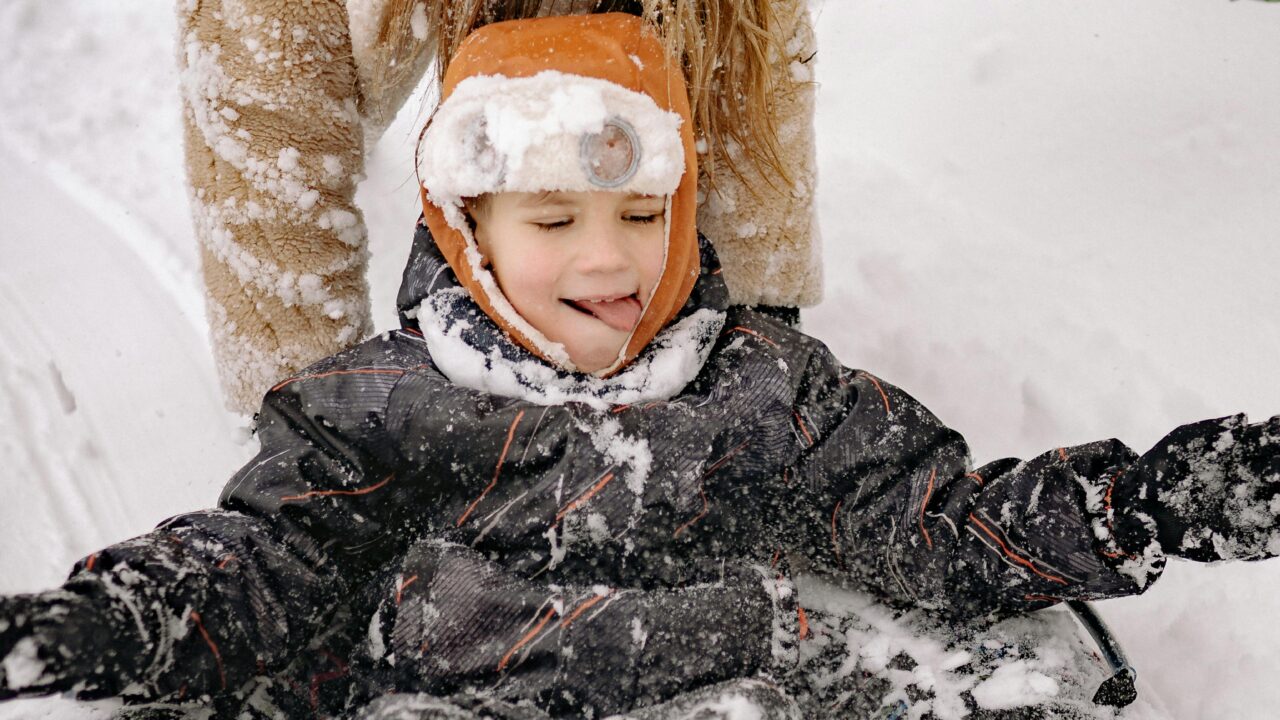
[575,219,634,275]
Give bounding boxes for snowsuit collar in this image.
[396,219,728,409]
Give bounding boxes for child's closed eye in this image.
[532,218,573,231]
[623,212,664,225]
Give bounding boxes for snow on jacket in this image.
[178,0,821,414]
[7,222,1276,715]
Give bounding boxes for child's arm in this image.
[0,340,419,700]
[368,540,800,718]
[781,340,1279,620]
[0,508,343,700]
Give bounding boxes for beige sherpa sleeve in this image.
[695,0,822,309]
[181,0,819,414]
[179,0,373,415]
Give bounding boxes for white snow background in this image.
[1,1,1278,717]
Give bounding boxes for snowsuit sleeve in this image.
[771,336,1166,620]
[39,338,425,699]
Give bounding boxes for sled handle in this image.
[1065,600,1138,707]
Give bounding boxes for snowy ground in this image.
[1,1,1278,717]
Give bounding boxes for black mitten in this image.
[0,581,146,700]
[1115,414,1280,562]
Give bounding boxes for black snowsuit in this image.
[2,223,1276,718]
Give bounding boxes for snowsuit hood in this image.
[416,13,700,376]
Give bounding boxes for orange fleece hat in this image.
[416,13,699,376]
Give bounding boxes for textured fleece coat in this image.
[178,0,821,414]
[7,225,1275,717]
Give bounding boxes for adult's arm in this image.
[179,0,374,415]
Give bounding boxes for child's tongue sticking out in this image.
[566,295,643,332]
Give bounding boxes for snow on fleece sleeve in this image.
[179,0,374,415]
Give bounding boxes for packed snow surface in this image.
[2,0,1279,717]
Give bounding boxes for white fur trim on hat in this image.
[418,70,685,209]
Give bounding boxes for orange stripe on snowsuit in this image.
[1101,470,1140,561]
[673,484,709,538]
[280,474,394,503]
[560,591,613,628]
[308,650,349,710]
[919,467,937,549]
[831,500,844,565]
[728,326,780,348]
[968,514,1069,586]
[189,611,227,690]
[797,606,810,640]
[704,439,750,477]
[457,409,526,527]
[793,410,815,447]
[498,606,558,672]
[965,472,985,487]
[396,575,418,606]
[857,371,892,414]
[270,367,408,393]
[556,472,616,524]
[673,440,750,536]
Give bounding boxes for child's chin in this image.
[564,338,627,374]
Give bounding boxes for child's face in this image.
[472,190,667,373]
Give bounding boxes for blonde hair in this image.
[378,0,799,190]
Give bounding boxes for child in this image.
[3,12,1278,720]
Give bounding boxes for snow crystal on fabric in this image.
[2,637,48,691]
